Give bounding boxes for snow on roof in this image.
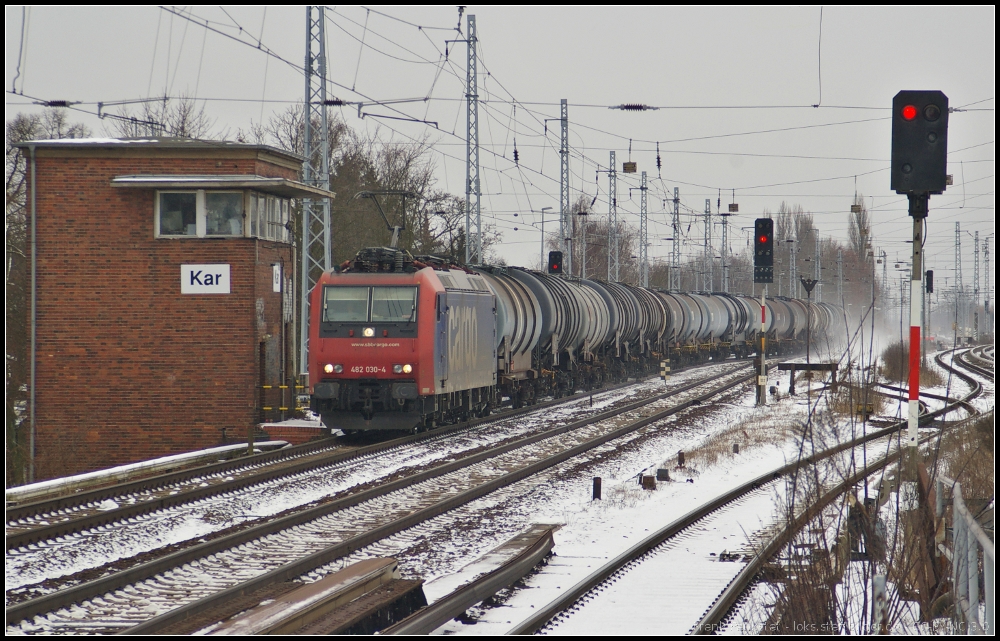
[26,137,159,144]
[13,136,304,162]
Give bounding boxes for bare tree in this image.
[107,95,214,139]
[242,106,501,265]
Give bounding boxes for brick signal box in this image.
[16,138,332,480]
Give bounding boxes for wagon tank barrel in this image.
[307,246,847,433]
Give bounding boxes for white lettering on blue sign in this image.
[181,264,231,294]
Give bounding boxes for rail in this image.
[691,346,986,634]
[382,525,557,635]
[5,372,669,552]
[120,370,752,635]
[5,366,751,631]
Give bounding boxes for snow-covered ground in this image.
[8,347,989,634]
[422,372,817,633]
[422,349,991,635]
[5,364,739,598]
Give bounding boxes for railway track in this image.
[693,346,986,634]
[954,343,994,380]
[874,383,975,416]
[6,361,755,634]
[5,360,738,556]
[504,347,985,635]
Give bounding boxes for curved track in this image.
[692,346,987,634]
[507,347,986,635]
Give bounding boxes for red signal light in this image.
[902,105,918,121]
[759,235,768,243]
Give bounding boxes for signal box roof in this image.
[15,136,333,198]
[15,135,299,158]
[111,175,334,199]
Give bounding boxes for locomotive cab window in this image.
[323,287,370,322]
[322,286,418,323]
[371,287,418,323]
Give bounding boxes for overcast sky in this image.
[6,6,995,293]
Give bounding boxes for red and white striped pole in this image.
[758,286,767,406]
[907,194,927,448]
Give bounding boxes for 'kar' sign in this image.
[181,264,231,294]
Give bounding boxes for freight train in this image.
[308,247,845,434]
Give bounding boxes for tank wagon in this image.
[309,247,845,433]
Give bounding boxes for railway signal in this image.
[548,251,564,274]
[890,90,949,452]
[753,218,773,283]
[891,90,949,195]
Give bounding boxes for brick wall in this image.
[28,144,298,479]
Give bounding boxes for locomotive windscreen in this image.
[372,287,417,322]
[323,286,369,322]
[322,286,418,323]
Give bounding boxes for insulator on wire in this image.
[612,103,657,111]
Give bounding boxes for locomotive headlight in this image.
[363,327,375,337]
[324,363,334,374]
[393,364,403,374]
[402,364,413,374]
[333,364,343,373]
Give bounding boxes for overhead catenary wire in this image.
[21,5,989,274]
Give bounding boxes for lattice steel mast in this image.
[703,199,712,291]
[815,234,822,303]
[608,151,618,281]
[559,99,570,275]
[973,230,980,339]
[640,171,648,287]
[464,14,481,264]
[670,187,679,289]
[955,223,964,335]
[299,6,332,374]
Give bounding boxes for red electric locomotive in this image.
[308,248,496,433]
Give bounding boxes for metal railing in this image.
[937,475,995,634]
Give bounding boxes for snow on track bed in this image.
[5,362,743,601]
[538,489,776,636]
[7,365,749,634]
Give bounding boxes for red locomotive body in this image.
[308,248,496,433]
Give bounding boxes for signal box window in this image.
[158,193,197,236]
[206,192,244,236]
[156,190,291,241]
[371,287,418,323]
[249,193,291,242]
[323,287,370,322]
